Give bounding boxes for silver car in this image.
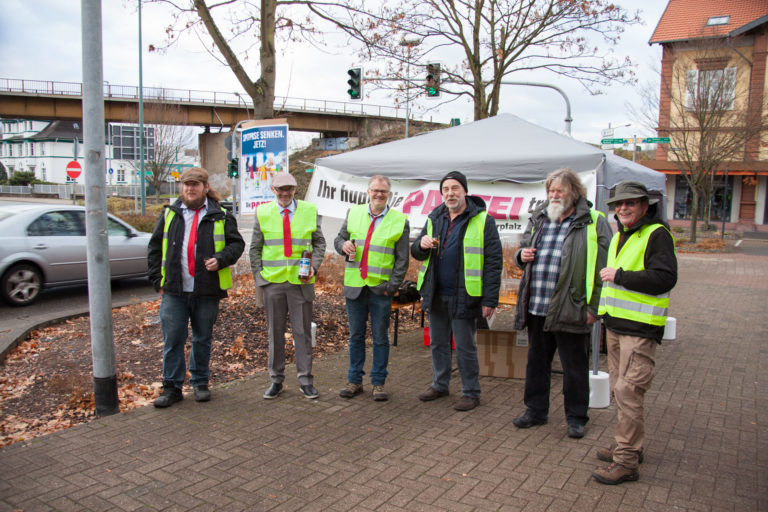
[0,203,152,306]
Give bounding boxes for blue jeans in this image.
[428,295,480,398]
[160,293,220,388]
[346,288,393,386]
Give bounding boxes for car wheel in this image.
[1,263,43,307]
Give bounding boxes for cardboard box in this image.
[477,329,528,379]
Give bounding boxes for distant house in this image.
[1,119,198,185]
[645,0,768,227]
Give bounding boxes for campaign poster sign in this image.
[240,124,289,214]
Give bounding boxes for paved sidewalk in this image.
[1,252,766,511]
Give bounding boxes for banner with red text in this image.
[306,166,597,239]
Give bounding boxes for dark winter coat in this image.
[410,195,502,319]
[513,196,612,334]
[147,198,245,298]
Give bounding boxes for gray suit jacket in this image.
[333,206,410,300]
[249,202,326,302]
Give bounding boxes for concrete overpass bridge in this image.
[0,78,443,138]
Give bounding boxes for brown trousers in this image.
[606,329,657,469]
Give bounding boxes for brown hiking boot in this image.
[596,445,645,464]
[453,395,480,411]
[418,386,449,401]
[592,463,639,485]
[339,382,363,399]
[372,385,389,401]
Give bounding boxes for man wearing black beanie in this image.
[411,171,502,411]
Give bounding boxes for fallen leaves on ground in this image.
[0,269,425,449]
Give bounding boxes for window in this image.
[117,168,126,182]
[706,16,730,26]
[107,217,130,236]
[27,211,86,236]
[685,67,736,110]
[29,142,35,156]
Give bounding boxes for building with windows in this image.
[1,119,198,185]
[645,0,768,228]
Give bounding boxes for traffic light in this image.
[426,63,441,98]
[227,158,239,179]
[347,67,363,100]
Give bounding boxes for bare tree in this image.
[121,101,197,200]
[309,0,641,120]
[659,42,766,242]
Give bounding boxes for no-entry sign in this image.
[66,161,82,179]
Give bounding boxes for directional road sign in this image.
[600,138,628,145]
[66,160,82,179]
[642,137,671,144]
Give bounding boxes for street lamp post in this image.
[399,39,421,138]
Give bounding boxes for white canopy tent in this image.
[307,114,667,239]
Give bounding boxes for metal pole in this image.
[138,0,146,215]
[81,0,118,417]
[721,167,729,239]
[501,81,573,136]
[633,133,637,162]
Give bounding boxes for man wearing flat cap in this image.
[148,167,245,407]
[592,181,677,485]
[250,171,326,400]
[411,170,502,411]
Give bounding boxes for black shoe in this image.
[301,385,319,399]
[512,411,547,428]
[418,387,449,401]
[567,423,585,439]
[154,386,183,408]
[263,382,283,400]
[194,385,211,402]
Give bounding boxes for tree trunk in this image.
[193,0,268,118]
[689,187,699,243]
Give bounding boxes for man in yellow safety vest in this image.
[249,171,326,400]
[593,181,677,485]
[335,175,410,402]
[147,167,245,408]
[411,171,503,412]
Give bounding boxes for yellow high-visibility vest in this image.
[343,205,407,288]
[256,200,317,285]
[417,211,487,296]
[598,223,671,326]
[161,207,232,289]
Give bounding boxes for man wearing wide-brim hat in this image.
[592,181,678,485]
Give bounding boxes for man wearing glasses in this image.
[593,181,677,485]
[250,172,326,400]
[335,175,410,401]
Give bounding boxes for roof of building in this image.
[32,121,84,141]
[650,0,768,44]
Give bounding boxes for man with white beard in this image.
[511,168,612,438]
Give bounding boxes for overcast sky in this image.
[1,0,669,147]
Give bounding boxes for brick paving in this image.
[1,251,767,511]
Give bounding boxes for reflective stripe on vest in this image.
[343,205,407,288]
[256,200,317,285]
[598,223,671,326]
[585,209,604,305]
[416,211,487,297]
[161,207,233,290]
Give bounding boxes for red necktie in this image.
[282,209,292,257]
[359,216,377,279]
[188,206,202,276]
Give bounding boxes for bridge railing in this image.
[1,78,409,120]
